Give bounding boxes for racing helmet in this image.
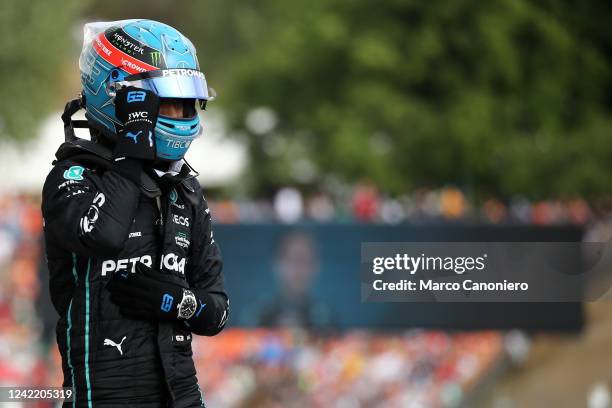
[79,19,214,161]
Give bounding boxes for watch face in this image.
[178,291,197,319]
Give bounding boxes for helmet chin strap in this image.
[57,94,198,199]
[62,93,120,143]
[61,95,89,142]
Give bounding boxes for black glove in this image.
[113,86,160,161]
[107,262,197,321]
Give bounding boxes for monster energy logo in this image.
[110,32,144,54]
[150,51,162,66]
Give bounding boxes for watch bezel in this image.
[177,289,197,320]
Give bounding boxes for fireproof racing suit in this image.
[42,158,229,407]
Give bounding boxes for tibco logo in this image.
[101,255,152,276]
[166,140,191,149]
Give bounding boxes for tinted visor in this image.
[121,69,212,100]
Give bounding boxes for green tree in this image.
[0,0,90,140]
[212,0,612,199]
[34,0,612,199]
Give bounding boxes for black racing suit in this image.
[42,157,229,407]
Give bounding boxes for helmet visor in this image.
[118,69,213,100]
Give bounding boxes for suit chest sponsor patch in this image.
[175,232,190,249]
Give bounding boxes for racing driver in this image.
[41,19,229,407]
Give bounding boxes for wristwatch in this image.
[177,289,197,320]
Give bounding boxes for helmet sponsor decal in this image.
[93,32,158,74]
[161,68,205,79]
[108,31,145,56]
[150,51,162,66]
[106,27,167,68]
[165,139,192,149]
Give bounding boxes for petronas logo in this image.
[150,51,162,66]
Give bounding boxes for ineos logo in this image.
[172,215,190,227]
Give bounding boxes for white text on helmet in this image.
[121,58,147,73]
[95,37,112,57]
[161,69,204,79]
[111,32,145,55]
[165,140,192,149]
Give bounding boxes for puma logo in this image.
[125,131,142,144]
[104,336,127,355]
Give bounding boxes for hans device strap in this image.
[57,97,162,198]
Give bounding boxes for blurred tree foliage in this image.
[206,0,612,199]
[0,0,89,140]
[10,0,612,199]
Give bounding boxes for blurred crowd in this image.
[0,189,608,407]
[0,193,48,389]
[0,191,509,407]
[210,183,597,225]
[194,329,503,408]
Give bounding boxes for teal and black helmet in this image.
[79,19,215,161]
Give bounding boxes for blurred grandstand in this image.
[210,184,596,226]
[0,194,506,407]
[2,0,612,406]
[1,188,610,407]
[0,110,608,407]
